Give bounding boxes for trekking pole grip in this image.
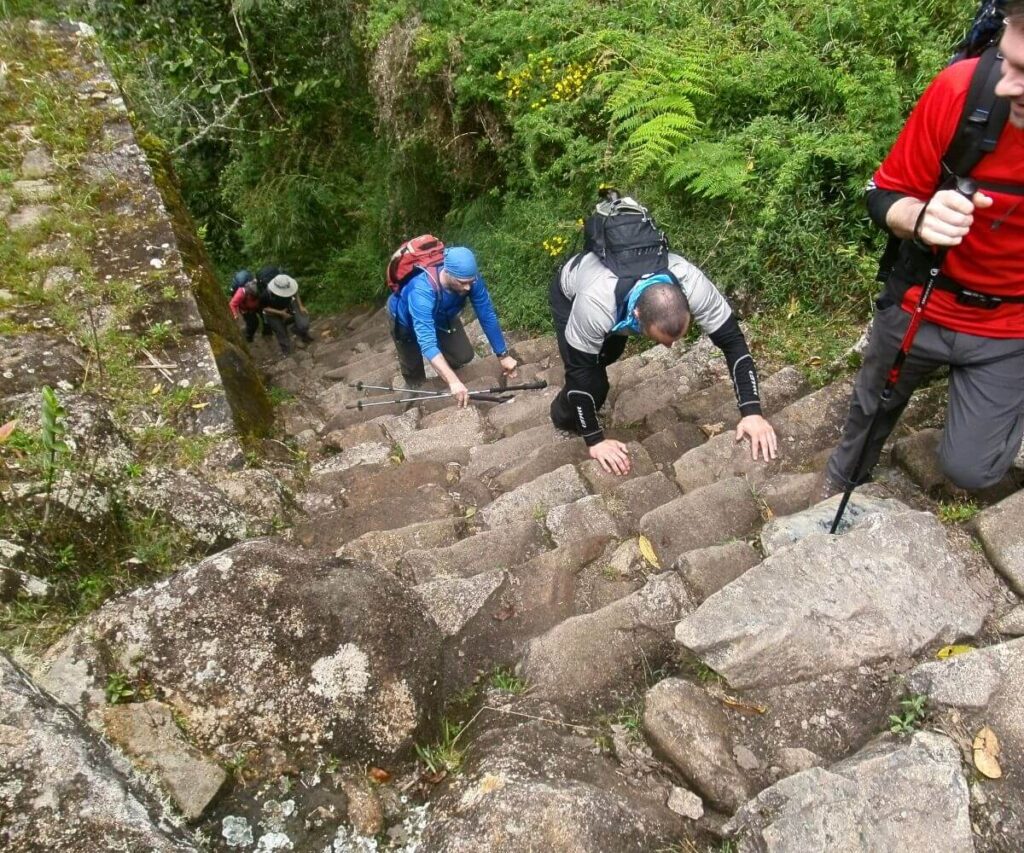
[469,393,509,403]
[492,380,548,392]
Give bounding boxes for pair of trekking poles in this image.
[830,176,978,533]
[345,379,548,410]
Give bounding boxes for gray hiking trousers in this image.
[826,298,1024,491]
[390,315,475,382]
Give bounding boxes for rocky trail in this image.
[3,18,1024,853]
[9,299,1024,852]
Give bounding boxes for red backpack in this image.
[386,234,445,294]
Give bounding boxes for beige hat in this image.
[267,274,298,298]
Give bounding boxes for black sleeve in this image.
[866,181,907,235]
[708,314,762,417]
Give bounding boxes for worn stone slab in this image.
[673,541,761,604]
[21,147,55,178]
[414,570,507,638]
[480,464,588,528]
[103,700,226,820]
[728,732,973,853]
[545,495,620,547]
[605,472,681,534]
[520,572,692,710]
[706,366,812,426]
[295,482,458,550]
[759,490,909,556]
[466,423,571,479]
[974,488,1024,595]
[673,380,853,493]
[641,422,706,469]
[309,441,393,480]
[491,439,589,492]
[510,336,560,365]
[1,654,196,851]
[997,606,1024,637]
[6,203,53,230]
[486,384,561,436]
[337,518,463,574]
[611,360,706,426]
[399,405,486,465]
[12,178,58,202]
[756,472,819,519]
[579,443,656,494]
[402,521,549,583]
[638,477,762,568]
[320,421,387,452]
[892,428,949,492]
[643,678,751,813]
[677,511,992,689]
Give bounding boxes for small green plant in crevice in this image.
[39,385,69,526]
[889,693,928,735]
[612,702,644,741]
[105,672,136,705]
[937,498,980,525]
[488,667,527,694]
[266,386,294,407]
[415,717,470,777]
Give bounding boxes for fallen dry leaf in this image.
[368,767,392,784]
[638,535,661,570]
[0,419,18,444]
[720,694,768,715]
[700,422,726,438]
[936,644,974,660]
[973,726,1002,779]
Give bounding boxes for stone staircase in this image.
[13,303,1024,852]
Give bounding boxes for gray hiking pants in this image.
[826,299,1024,491]
[390,315,475,382]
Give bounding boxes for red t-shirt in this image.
[874,58,1024,338]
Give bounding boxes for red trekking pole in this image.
[829,176,978,534]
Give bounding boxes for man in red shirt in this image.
[229,278,264,343]
[823,5,1024,497]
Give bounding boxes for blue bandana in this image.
[610,273,677,335]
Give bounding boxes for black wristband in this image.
[912,200,931,251]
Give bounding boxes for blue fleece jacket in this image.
[387,266,507,361]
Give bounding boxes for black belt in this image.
[932,274,1024,309]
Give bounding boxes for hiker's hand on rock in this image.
[589,439,631,476]
[916,189,993,247]
[449,379,469,408]
[736,415,778,462]
[499,355,519,378]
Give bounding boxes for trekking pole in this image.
[829,176,978,535]
[349,381,447,396]
[345,391,511,410]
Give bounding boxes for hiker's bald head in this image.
[635,283,691,345]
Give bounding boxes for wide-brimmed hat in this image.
[267,274,298,298]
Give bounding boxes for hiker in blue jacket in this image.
[387,246,518,406]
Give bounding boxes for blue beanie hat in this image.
[443,246,478,281]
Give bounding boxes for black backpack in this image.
[876,7,1010,283]
[573,190,676,322]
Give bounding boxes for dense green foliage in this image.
[70,0,975,332]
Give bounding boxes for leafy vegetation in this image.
[55,0,978,362]
[889,693,928,734]
[937,497,981,524]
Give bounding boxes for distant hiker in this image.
[387,245,518,407]
[260,274,313,355]
[229,278,264,343]
[820,4,1024,500]
[550,193,777,475]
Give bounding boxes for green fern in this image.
[665,140,751,200]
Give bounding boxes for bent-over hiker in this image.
[387,246,518,407]
[821,5,1024,500]
[229,277,263,343]
[550,194,777,475]
[261,274,313,355]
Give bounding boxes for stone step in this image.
[578,443,656,494]
[485,384,561,437]
[465,423,572,480]
[480,463,589,529]
[611,359,710,427]
[672,379,853,493]
[489,440,589,493]
[519,571,691,711]
[641,421,707,470]
[337,518,464,574]
[639,476,762,568]
[676,509,992,690]
[294,482,459,551]
[402,520,550,583]
[545,495,621,547]
[398,405,488,465]
[606,472,682,534]
[973,488,1024,596]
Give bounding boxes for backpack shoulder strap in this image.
[942,45,1010,179]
